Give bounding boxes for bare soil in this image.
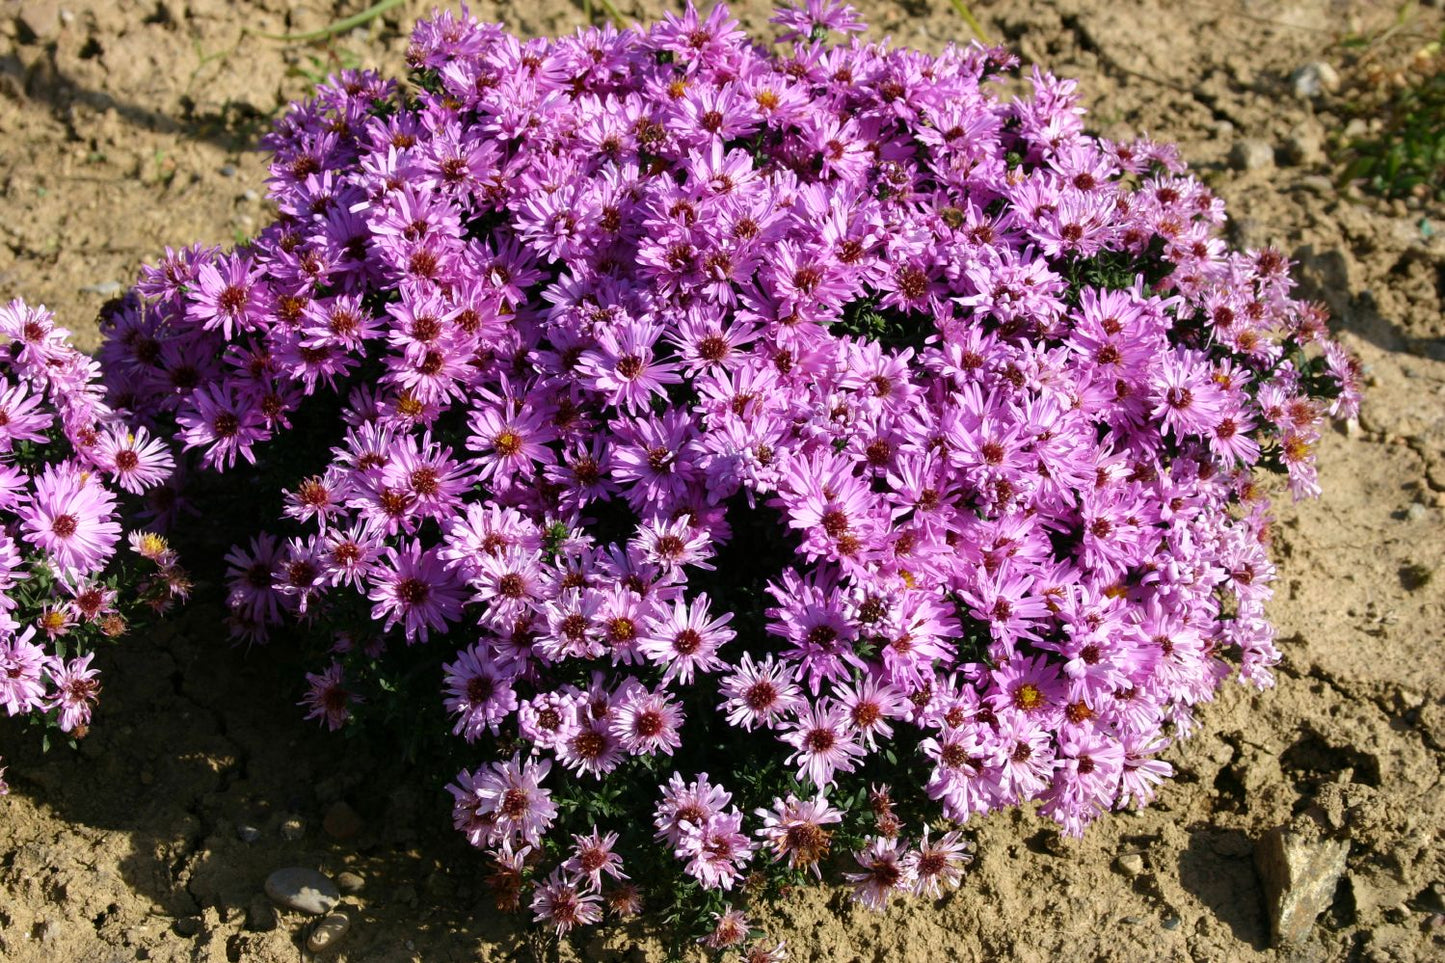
[1,1,1443,961]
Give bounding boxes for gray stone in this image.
[219,164,237,178]
[279,814,306,841]
[237,823,262,844]
[172,916,201,938]
[1114,853,1145,877]
[1407,502,1428,522]
[80,280,122,295]
[336,871,365,894]
[264,867,340,916]
[1255,819,1349,945]
[307,910,351,953]
[1229,139,1275,172]
[1291,62,1340,99]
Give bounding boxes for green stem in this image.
[249,0,406,43]
[593,0,627,28]
[945,0,991,45]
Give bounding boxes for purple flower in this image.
[0,627,47,717]
[18,464,121,575]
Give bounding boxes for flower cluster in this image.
[97,0,1358,942]
[0,299,189,791]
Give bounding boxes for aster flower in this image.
[299,661,357,731]
[531,868,603,935]
[454,755,559,849]
[904,827,972,898]
[719,652,803,730]
[611,686,685,756]
[0,627,48,717]
[782,700,866,790]
[577,316,682,414]
[678,808,755,892]
[562,828,628,892]
[175,383,268,469]
[368,540,466,644]
[18,464,121,575]
[189,252,270,340]
[756,792,842,876]
[845,836,915,911]
[442,643,519,741]
[637,593,734,685]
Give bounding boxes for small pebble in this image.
[323,801,364,840]
[1290,62,1340,99]
[1407,503,1427,522]
[1228,139,1274,172]
[242,188,260,203]
[237,824,262,844]
[80,280,122,296]
[219,164,237,178]
[1162,914,1182,930]
[307,910,351,953]
[279,814,306,841]
[264,867,341,916]
[172,916,202,938]
[1225,136,1271,170]
[336,871,365,894]
[1121,915,1142,925]
[1114,853,1145,877]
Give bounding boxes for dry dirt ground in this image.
[2,1,1444,961]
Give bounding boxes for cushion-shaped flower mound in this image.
[0,298,189,791]
[97,0,1359,945]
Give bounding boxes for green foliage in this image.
[1341,71,1445,201]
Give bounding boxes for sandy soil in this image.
[1,1,1443,961]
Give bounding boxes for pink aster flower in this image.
[637,593,734,685]
[0,378,53,451]
[782,700,867,790]
[655,772,732,849]
[611,685,685,756]
[719,652,803,731]
[298,660,358,731]
[442,643,519,741]
[756,792,843,876]
[95,425,175,494]
[189,252,270,340]
[577,316,682,413]
[904,827,973,897]
[531,868,604,935]
[0,627,48,717]
[367,540,466,644]
[562,828,628,892]
[845,835,915,911]
[18,464,121,575]
[175,383,268,469]
[678,809,754,891]
[452,754,559,849]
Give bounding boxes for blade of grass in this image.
[249,0,405,44]
[593,0,627,28]
[945,0,990,45]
